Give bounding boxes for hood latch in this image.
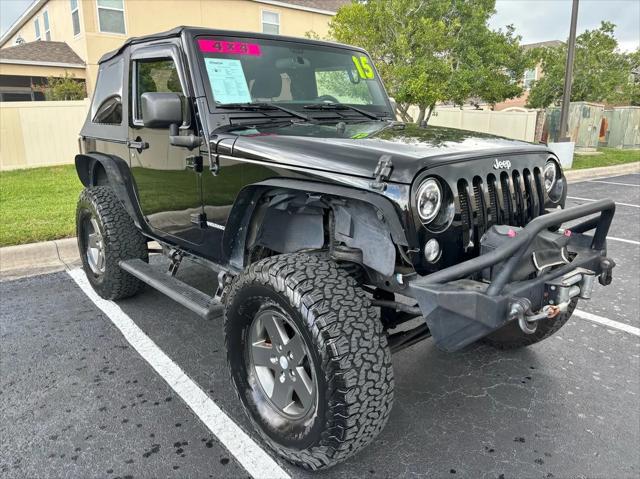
[370,155,393,191]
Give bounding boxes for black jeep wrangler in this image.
[75,27,616,469]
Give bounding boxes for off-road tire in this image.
[224,253,394,470]
[481,299,578,350]
[76,186,148,300]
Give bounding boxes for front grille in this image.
[456,167,545,249]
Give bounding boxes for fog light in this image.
[424,238,441,263]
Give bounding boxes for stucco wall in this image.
[0,100,89,171]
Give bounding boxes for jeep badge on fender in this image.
[74,26,616,470]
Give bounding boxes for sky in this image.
[1,0,639,51]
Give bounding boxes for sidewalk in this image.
[1,162,638,280]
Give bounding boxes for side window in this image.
[133,58,183,122]
[91,58,123,125]
[93,95,122,124]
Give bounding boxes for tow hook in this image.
[509,298,569,335]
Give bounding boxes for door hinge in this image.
[186,155,203,173]
[370,154,393,191]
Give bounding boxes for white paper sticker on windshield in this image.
[204,58,251,104]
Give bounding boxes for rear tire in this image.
[224,253,394,470]
[481,299,578,350]
[76,186,148,300]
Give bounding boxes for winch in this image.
[510,267,597,334]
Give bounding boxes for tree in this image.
[328,0,531,123]
[527,22,639,108]
[40,72,85,101]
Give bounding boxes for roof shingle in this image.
[270,0,350,12]
[0,41,84,65]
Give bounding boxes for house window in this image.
[34,18,41,40]
[43,11,51,40]
[97,0,126,34]
[71,0,81,36]
[523,68,537,90]
[262,10,280,35]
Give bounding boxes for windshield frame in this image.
[191,33,394,118]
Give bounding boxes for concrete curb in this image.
[565,161,640,182]
[0,238,80,280]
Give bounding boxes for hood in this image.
[227,122,551,184]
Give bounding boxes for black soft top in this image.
[98,26,364,64]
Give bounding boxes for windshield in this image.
[196,36,391,116]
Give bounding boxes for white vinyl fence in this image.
[0,99,89,171]
[408,106,539,142]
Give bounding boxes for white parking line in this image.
[567,196,640,208]
[606,236,640,246]
[587,180,640,187]
[574,309,640,337]
[67,269,290,479]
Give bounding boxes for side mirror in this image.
[141,92,202,150]
[141,92,183,128]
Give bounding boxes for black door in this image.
[128,47,204,245]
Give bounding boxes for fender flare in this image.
[223,178,409,272]
[75,153,145,228]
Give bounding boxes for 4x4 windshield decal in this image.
[198,39,261,56]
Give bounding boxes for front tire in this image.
[76,186,148,300]
[224,253,394,470]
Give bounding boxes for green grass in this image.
[572,147,640,170]
[0,165,82,247]
[0,163,273,247]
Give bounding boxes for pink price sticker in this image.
[198,39,261,56]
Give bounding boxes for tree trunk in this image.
[396,103,413,123]
[423,103,436,125]
[416,106,427,126]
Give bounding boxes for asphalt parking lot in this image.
[1,174,639,479]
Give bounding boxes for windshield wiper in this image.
[216,102,310,121]
[302,102,381,121]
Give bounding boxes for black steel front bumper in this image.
[406,199,616,352]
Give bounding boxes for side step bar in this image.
[119,259,224,320]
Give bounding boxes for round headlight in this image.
[416,178,442,223]
[544,160,558,192]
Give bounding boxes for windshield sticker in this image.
[198,39,261,56]
[204,58,252,104]
[351,56,375,79]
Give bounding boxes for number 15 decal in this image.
[352,56,375,79]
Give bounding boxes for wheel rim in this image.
[248,309,316,420]
[83,214,105,275]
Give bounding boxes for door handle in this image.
[127,137,149,152]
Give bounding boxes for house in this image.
[0,40,86,101]
[494,40,563,111]
[0,0,349,97]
